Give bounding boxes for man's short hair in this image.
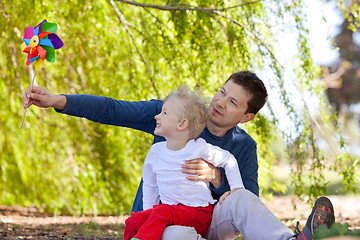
[226,71,268,114]
[164,84,210,139]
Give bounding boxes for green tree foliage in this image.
[338,0,360,31]
[0,0,357,215]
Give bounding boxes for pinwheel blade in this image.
[23,27,34,39]
[23,39,30,45]
[26,55,31,65]
[39,38,54,48]
[42,22,58,34]
[29,55,39,64]
[37,45,47,60]
[30,50,38,58]
[38,31,51,40]
[34,59,44,71]
[42,45,55,62]
[34,25,40,36]
[48,34,63,49]
[23,46,32,54]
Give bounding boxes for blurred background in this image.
[0,0,359,216]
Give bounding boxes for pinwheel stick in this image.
[20,69,37,129]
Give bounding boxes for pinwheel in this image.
[22,19,63,70]
[20,20,63,129]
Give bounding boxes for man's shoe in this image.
[294,196,335,240]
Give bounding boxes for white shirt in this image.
[142,138,244,210]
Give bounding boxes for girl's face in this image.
[154,98,182,139]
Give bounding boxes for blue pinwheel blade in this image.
[39,38,54,48]
[34,26,40,36]
[30,56,39,63]
[23,39,30,45]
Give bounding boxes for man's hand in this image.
[218,187,243,205]
[23,86,66,110]
[182,158,222,188]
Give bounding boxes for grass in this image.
[78,221,124,238]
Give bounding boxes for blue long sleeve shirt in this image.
[56,94,259,213]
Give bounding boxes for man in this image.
[23,71,335,239]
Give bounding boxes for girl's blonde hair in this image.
[164,84,210,139]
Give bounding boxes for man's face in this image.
[154,98,182,139]
[209,80,254,131]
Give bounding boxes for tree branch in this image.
[131,9,181,74]
[115,0,262,12]
[109,0,160,98]
[213,11,284,69]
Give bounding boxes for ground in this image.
[0,195,359,239]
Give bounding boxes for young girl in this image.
[124,84,244,240]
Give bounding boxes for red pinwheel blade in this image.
[37,45,47,60]
[38,31,51,40]
[23,46,38,58]
[30,49,38,58]
[23,46,32,54]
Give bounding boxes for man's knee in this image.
[220,189,257,208]
[161,225,205,240]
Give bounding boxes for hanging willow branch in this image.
[115,0,280,70]
[115,0,282,70]
[109,0,160,99]
[115,0,263,12]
